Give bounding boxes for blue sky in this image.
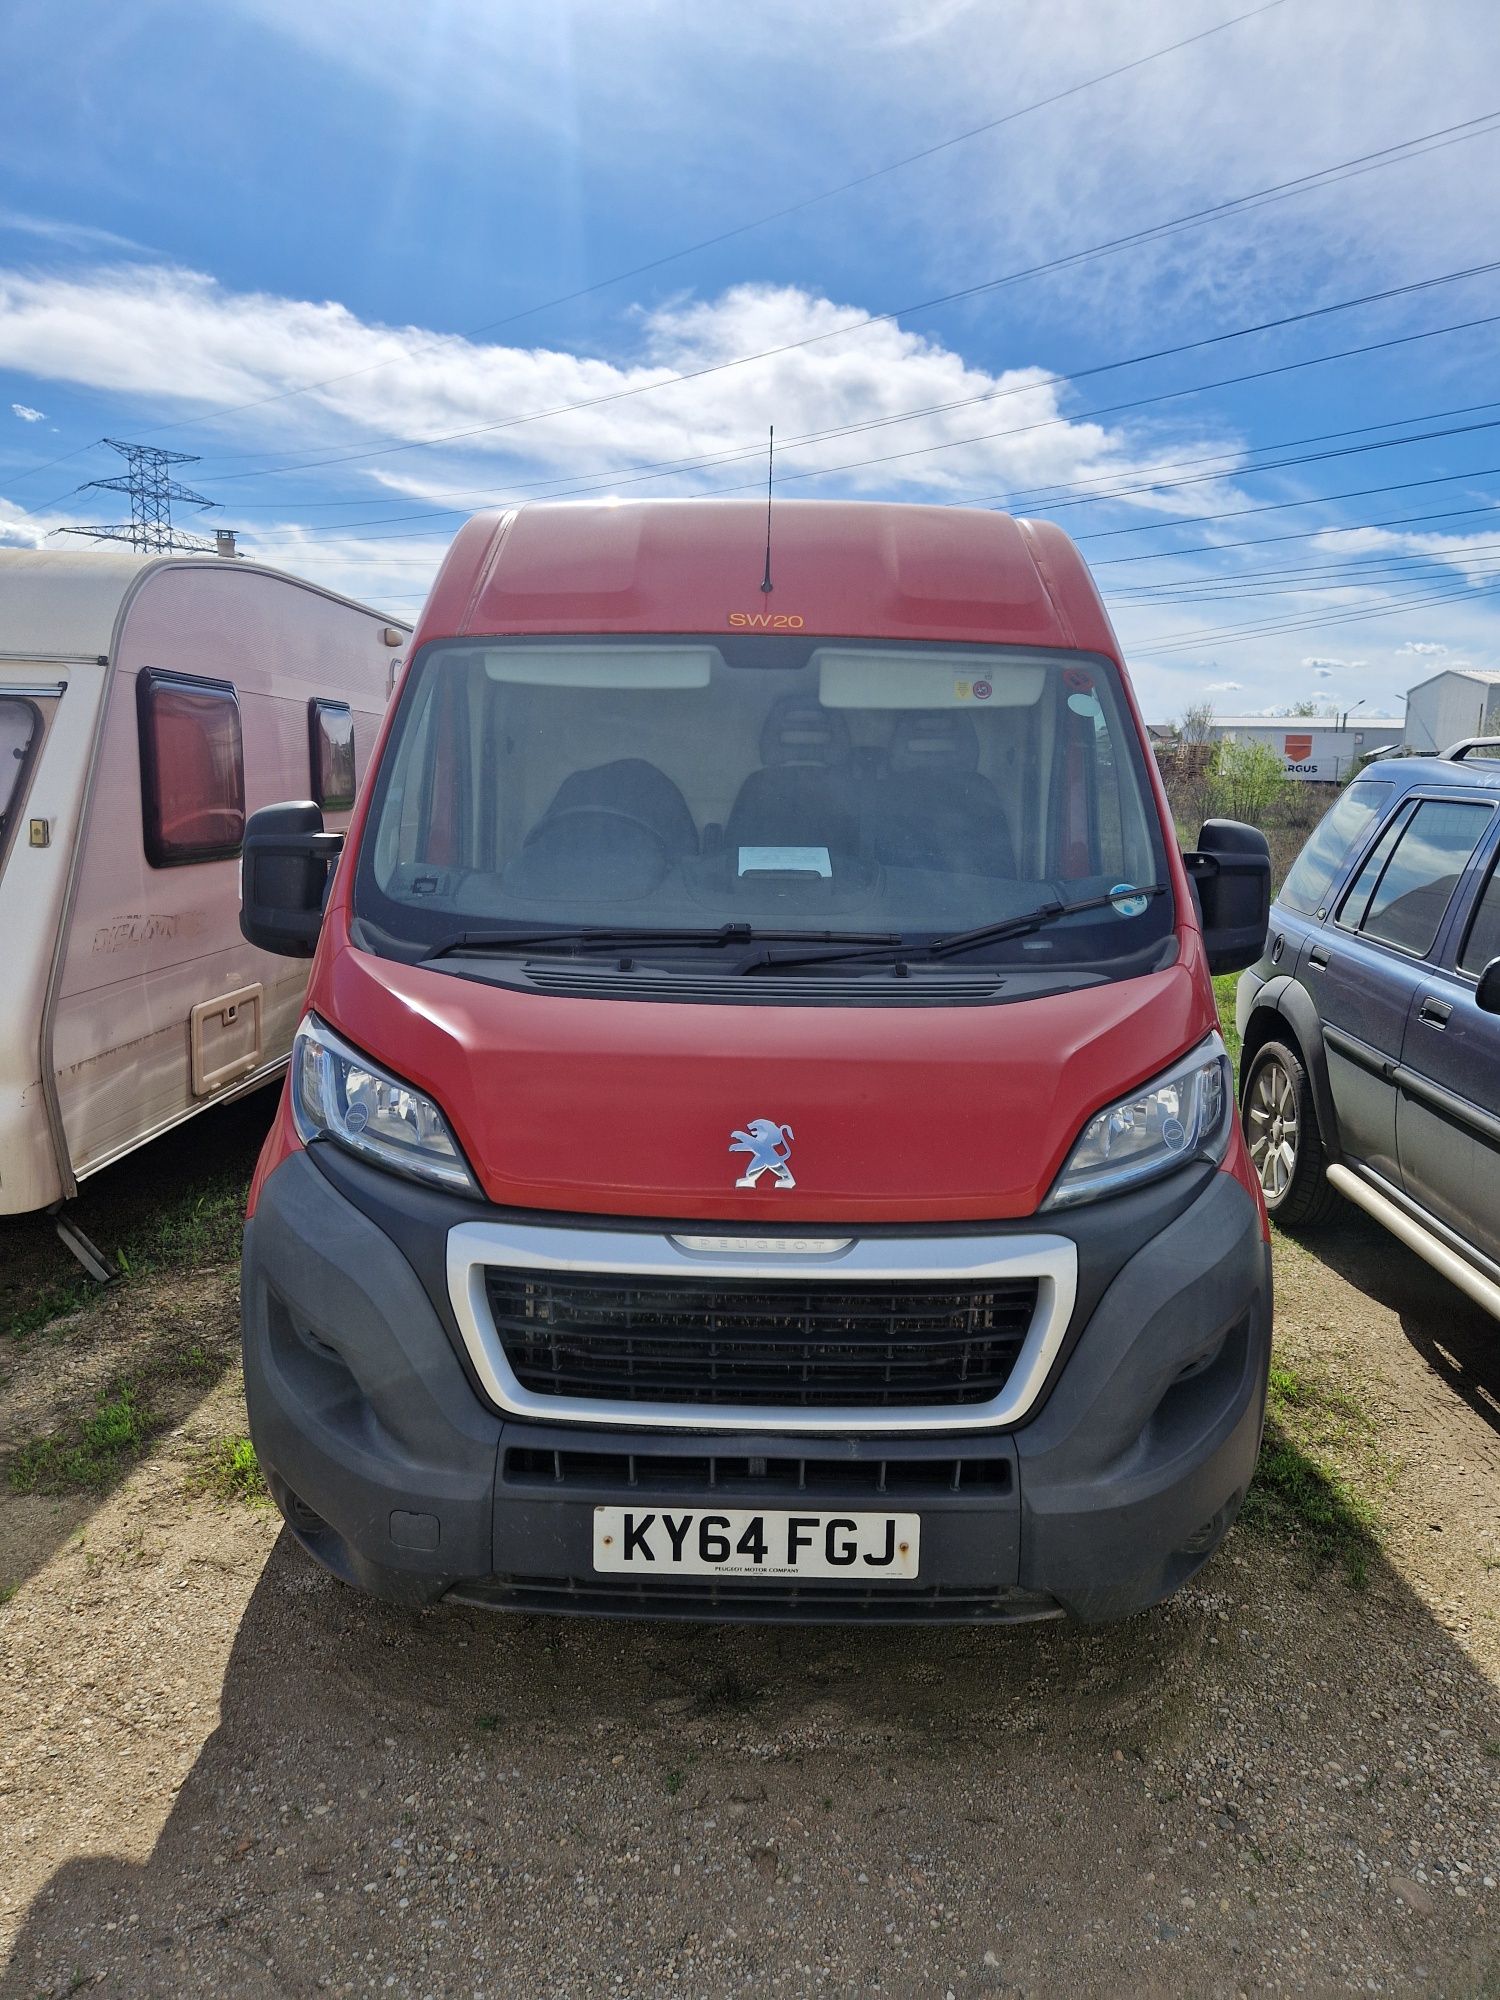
[2,0,1498,721]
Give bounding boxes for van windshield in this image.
[354,635,1173,975]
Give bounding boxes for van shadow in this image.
[1295,1210,1500,1438]
[5,1525,1498,1997]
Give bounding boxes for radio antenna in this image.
[760,425,775,594]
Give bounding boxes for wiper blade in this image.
[742,885,1169,974]
[923,884,1170,957]
[422,923,902,962]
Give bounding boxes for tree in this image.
[1208,735,1288,826]
[1180,699,1216,745]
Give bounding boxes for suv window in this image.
[1278,777,1391,916]
[1459,849,1500,974]
[1337,798,1493,957]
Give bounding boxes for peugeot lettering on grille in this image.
[730,1118,795,1189]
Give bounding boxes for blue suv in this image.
[1237,740,1500,1322]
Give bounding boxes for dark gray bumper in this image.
[242,1153,1270,1623]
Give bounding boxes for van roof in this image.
[414,498,1120,655]
[0,547,409,663]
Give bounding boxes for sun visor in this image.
[482,644,718,688]
[814,648,1047,709]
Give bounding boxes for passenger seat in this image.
[872,711,1014,876]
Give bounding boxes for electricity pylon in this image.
[63,439,227,555]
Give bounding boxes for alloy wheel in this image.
[1246,1054,1299,1203]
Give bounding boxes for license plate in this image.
[592,1506,920,1580]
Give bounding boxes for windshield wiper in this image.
[742,886,1170,974]
[421,923,902,962]
[923,884,1170,957]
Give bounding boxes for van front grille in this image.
[481,1270,1039,1409]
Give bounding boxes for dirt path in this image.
[1,1221,1496,1999]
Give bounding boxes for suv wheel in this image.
[1242,1039,1339,1228]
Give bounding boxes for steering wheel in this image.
[524,805,673,859]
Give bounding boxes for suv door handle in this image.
[1418,997,1452,1028]
[1307,945,1330,971]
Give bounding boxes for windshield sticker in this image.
[738,845,832,878]
[1109,883,1150,917]
[954,678,993,702]
[1063,666,1095,692]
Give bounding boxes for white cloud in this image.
[1301,656,1367,672]
[1313,527,1500,586]
[1204,680,1242,692]
[0,495,73,549]
[0,262,1236,518]
[0,208,151,256]
[10,402,44,422]
[1399,639,1449,655]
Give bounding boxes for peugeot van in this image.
[239,499,1273,1624]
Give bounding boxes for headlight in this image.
[290,1014,480,1196]
[1043,1033,1232,1210]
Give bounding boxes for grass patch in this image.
[7,1382,155,1496]
[188,1433,270,1507]
[1242,1361,1384,1587]
[3,1174,249,1343]
[0,1093,272,1343]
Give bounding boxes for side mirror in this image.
[240,802,345,958]
[1182,818,1271,977]
[1476,958,1500,1016]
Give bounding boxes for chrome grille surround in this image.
[446,1222,1077,1434]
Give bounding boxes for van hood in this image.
[317,938,1213,1223]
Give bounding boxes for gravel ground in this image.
[1,1216,1497,1998]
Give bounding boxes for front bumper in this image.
[242,1152,1271,1623]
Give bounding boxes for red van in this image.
[240,498,1273,1624]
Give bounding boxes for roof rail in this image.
[1441,737,1500,762]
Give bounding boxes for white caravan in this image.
[0,549,405,1236]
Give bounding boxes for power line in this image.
[808,407,1500,520]
[1135,572,1500,652]
[1070,462,1500,545]
[1120,540,1500,592]
[233,297,1500,553]
[221,308,1500,523]
[1092,497,1500,567]
[192,117,1500,486]
[247,421,1500,568]
[1,437,108,490]
[117,0,1286,448]
[240,306,1500,539]
[1119,553,1500,602]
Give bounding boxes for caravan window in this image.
[137,668,245,867]
[309,698,356,812]
[0,698,39,827]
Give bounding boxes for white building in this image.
[1198,716,1404,782]
[1404,668,1500,754]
